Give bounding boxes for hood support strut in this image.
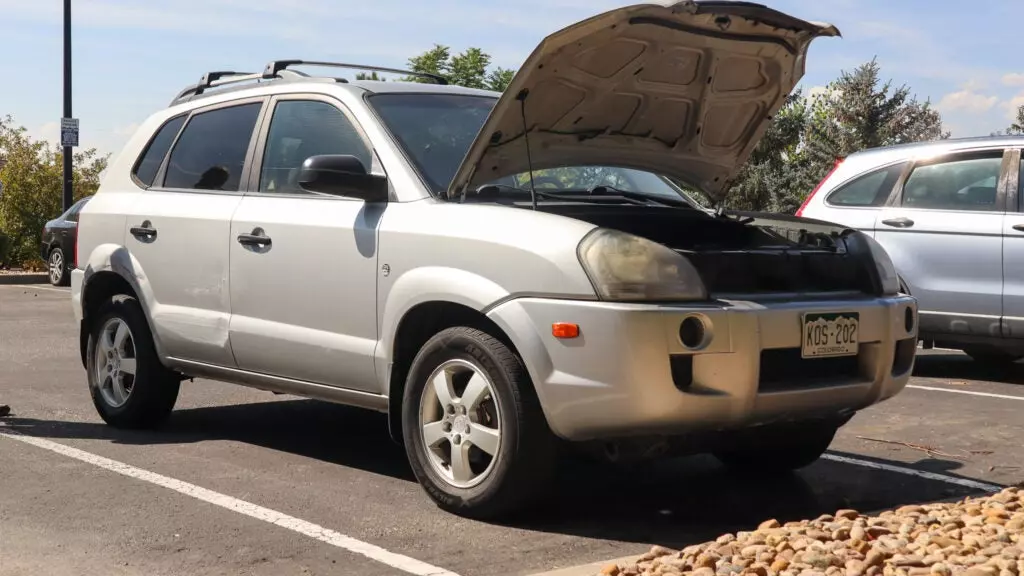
[516,89,539,211]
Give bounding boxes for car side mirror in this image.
[297,154,389,203]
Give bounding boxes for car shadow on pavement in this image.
[510,449,981,549]
[0,398,988,548]
[913,352,1024,385]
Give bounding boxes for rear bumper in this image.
[486,294,918,442]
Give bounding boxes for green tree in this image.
[0,115,108,267]
[725,58,949,213]
[405,44,516,91]
[724,89,815,213]
[354,71,386,81]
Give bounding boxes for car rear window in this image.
[132,115,186,187]
[826,162,905,207]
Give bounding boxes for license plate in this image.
[802,312,860,358]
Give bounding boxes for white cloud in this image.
[1003,73,1024,88]
[29,121,61,147]
[936,90,998,115]
[1003,93,1024,120]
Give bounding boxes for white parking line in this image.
[907,384,1024,402]
[821,453,1002,492]
[0,430,460,576]
[0,284,69,293]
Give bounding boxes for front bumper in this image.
[486,294,918,442]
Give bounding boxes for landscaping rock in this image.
[597,489,1024,576]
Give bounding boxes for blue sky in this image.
[1,0,1020,158]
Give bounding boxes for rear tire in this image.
[86,295,180,429]
[48,247,69,286]
[963,346,1023,365]
[714,420,839,474]
[401,326,558,520]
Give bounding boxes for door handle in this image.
[129,221,157,239]
[1013,224,1024,232]
[881,217,914,228]
[237,227,272,248]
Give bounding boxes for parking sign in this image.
[60,117,79,148]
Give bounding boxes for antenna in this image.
[516,89,538,211]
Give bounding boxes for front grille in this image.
[685,250,875,295]
[758,347,862,392]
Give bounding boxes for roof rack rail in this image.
[170,69,313,106]
[262,59,448,85]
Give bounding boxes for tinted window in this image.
[132,115,186,187]
[826,163,905,207]
[369,93,495,193]
[65,198,89,222]
[1019,159,1024,211]
[259,100,372,194]
[163,103,262,191]
[902,154,1003,212]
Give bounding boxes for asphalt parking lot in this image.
[2,284,1023,576]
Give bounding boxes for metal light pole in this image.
[61,0,73,213]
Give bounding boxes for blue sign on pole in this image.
[60,117,79,148]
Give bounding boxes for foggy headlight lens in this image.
[577,228,708,301]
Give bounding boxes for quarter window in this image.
[132,115,186,187]
[901,154,1004,212]
[259,100,373,194]
[826,162,905,207]
[163,102,262,192]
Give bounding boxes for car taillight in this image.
[795,158,844,217]
[73,225,79,269]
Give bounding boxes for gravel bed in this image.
[598,487,1023,576]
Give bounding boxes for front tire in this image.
[48,247,69,286]
[714,420,839,474]
[401,327,557,520]
[86,295,180,429]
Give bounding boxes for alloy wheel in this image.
[48,250,64,284]
[93,317,138,408]
[419,358,502,489]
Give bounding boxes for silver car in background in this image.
[798,136,1024,364]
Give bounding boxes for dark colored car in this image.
[40,196,91,286]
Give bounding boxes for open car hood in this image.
[446,0,838,202]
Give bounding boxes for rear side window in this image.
[132,115,186,187]
[65,198,89,222]
[901,154,1003,212]
[162,102,262,192]
[826,162,905,207]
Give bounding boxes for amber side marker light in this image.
[551,323,580,339]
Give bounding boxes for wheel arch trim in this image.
[79,243,169,364]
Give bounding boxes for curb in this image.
[0,274,49,285]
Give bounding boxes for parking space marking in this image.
[0,430,461,576]
[0,284,69,293]
[907,384,1024,402]
[822,453,1002,492]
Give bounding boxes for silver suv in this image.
[798,136,1024,364]
[71,1,917,519]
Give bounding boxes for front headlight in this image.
[577,228,707,301]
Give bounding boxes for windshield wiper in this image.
[471,184,652,206]
[585,185,690,208]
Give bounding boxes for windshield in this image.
[367,92,697,203]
